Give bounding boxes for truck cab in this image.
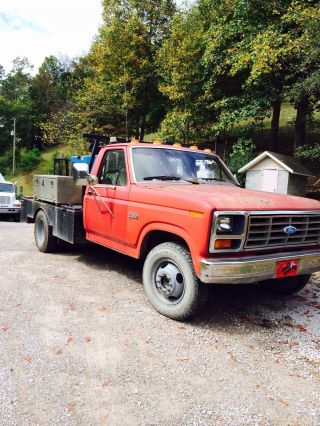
[22,141,320,321]
[0,178,21,221]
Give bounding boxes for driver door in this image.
[84,148,129,248]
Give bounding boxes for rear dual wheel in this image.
[34,210,58,253]
[143,242,208,321]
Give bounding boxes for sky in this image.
[0,0,103,74]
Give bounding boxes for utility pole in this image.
[13,118,16,175]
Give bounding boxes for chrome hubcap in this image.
[155,262,184,300]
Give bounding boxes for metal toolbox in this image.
[33,175,83,205]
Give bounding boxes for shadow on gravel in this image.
[0,215,20,222]
[53,241,316,328]
[72,243,143,283]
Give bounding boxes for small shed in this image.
[238,151,314,196]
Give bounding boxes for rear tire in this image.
[143,242,208,321]
[260,274,311,295]
[34,210,58,253]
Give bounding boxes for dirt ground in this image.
[0,220,320,426]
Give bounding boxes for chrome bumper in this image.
[0,208,20,214]
[200,249,320,284]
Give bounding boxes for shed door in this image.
[262,169,278,192]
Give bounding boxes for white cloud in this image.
[0,0,103,73]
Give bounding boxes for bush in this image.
[228,138,256,186]
[18,148,42,172]
[0,149,14,177]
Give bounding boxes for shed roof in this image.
[238,151,314,177]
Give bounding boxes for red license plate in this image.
[276,260,299,278]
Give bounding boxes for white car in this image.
[0,179,21,221]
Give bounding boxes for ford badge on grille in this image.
[283,225,297,235]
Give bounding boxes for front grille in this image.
[0,196,10,205]
[245,214,320,249]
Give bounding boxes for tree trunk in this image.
[270,100,281,152]
[294,94,309,153]
[134,118,140,140]
[140,114,146,141]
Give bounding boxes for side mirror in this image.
[87,174,99,186]
[72,162,89,186]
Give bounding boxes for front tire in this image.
[260,274,311,295]
[143,242,208,321]
[34,210,58,253]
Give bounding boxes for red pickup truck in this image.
[22,141,320,320]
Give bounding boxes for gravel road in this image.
[0,220,320,426]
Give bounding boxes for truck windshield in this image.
[132,147,237,185]
[0,183,14,193]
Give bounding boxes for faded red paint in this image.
[83,143,320,277]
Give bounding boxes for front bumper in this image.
[0,208,20,214]
[200,249,320,284]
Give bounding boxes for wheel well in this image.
[140,231,189,259]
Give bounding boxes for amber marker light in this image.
[204,148,212,153]
[214,239,232,249]
[189,211,204,218]
[190,145,198,150]
[173,143,182,147]
[131,139,140,143]
[153,140,162,144]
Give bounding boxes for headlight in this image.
[210,212,246,253]
[216,216,233,233]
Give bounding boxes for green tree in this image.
[157,7,209,143]
[202,0,320,152]
[0,57,34,155]
[74,0,176,140]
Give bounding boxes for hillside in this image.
[5,145,74,197]
[2,104,319,197]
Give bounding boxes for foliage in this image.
[157,7,210,143]
[73,0,176,140]
[0,0,320,176]
[0,149,14,176]
[18,148,42,172]
[296,143,320,161]
[227,138,256,185]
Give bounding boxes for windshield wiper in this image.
[198,177,241,187]
[198,177,226,182]
[143,175,199,185]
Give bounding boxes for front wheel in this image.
[143,242,208,321]
[34,210,58,253]
[260,274,311,295]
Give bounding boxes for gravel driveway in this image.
[0,221,320,425]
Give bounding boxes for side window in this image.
[99,150,127,186]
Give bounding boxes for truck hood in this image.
[135,183,320,212]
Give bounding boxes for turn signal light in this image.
[214,239,232,249]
